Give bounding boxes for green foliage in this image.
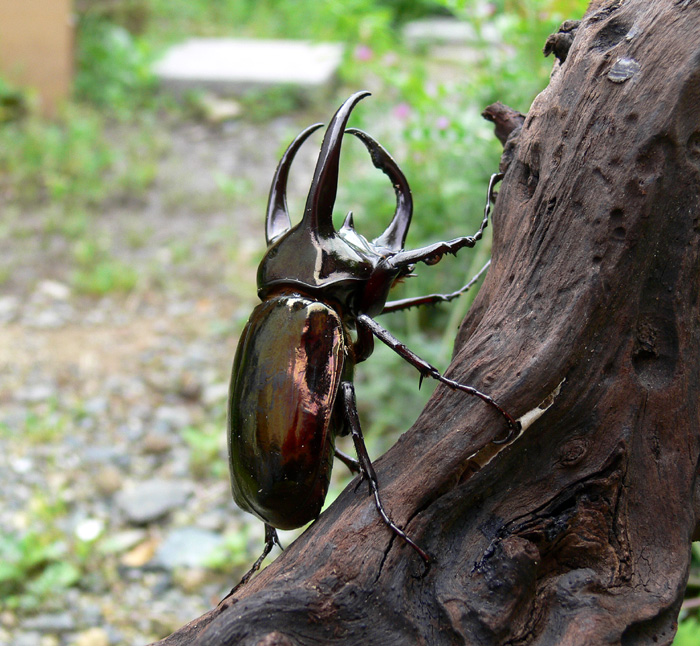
[203,525,263,572]
[0,77,29,123]
[674,618,700,646]
[0,108,113,205]
[675,542,700,642]
[145,0,396,48]
[71,238,140,295]
[75,16,156,114]
[182,424,228,480]
[0,531,80,611]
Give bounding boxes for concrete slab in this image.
[403,18,477,48]
[153,38,344,96]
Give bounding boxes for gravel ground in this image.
[0,109,344,645]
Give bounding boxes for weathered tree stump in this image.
[156,1,700,643]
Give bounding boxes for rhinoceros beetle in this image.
[226,91,518,591]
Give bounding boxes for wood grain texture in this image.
[154,1,700,643]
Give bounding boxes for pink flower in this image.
[354,44,373,62]
[435,116,450,130]
[393,102,411,120]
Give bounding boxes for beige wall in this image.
[0,0,74,117]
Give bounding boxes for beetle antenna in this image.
[266,123,324,246]
[302,91,370,238]
[346,127,413,251]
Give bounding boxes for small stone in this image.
[98,529,147,555]
[199,93,242,123]
[0,610,17,627]
[115,478,193,524]
[23,612,75,633]
[154,527,224,569]
[83,397,108,415]
[173,567,208,592]
[142,431,173,454]
[120,537,159,567]
[13,632,42,646]
[202,382,229,406]
[154,405,192,431]
[178,372,203,401]
[0,295,19,322]
[95,465,123,496]
[11,457,33,474]
[28,307,71,329]
[37,280,71,300]
[197,509,226,531]
[71,627,110,646]
[75,518,104,541]
[14,383,56,403]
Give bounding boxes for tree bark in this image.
[155,1,700,644]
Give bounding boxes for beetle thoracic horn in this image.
[302,90,371,238]
[265,122,324,246]
[345,127,413,252]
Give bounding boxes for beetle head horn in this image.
[302,90,371,238]
[265,122,324,246]
[345,127,413,251]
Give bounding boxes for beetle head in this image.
[258,92,413,299]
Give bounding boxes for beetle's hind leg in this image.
[220,523,282,602]
[340,381,431,567]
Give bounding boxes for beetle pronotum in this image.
[226,91,518,594]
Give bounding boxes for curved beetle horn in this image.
[266,123,324,246]
[346,127,413,251]
[302,90,371,238]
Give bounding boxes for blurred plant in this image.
[71,238,140,295]
[182,424,228,480]
[674,617,700,645]
[75,15,157,114]
[0,531,81,610]
[674,543,700,643]
[0,77,29,123]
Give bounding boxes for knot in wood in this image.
[558,438,589,467]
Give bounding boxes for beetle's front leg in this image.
[387,172,503,272]
[340,381,431,566]
[220,523,282,602]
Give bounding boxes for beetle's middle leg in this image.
[382,259,491,314]
[340,381,431,566]
[357,314,520,443]
[334,447,360,473]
